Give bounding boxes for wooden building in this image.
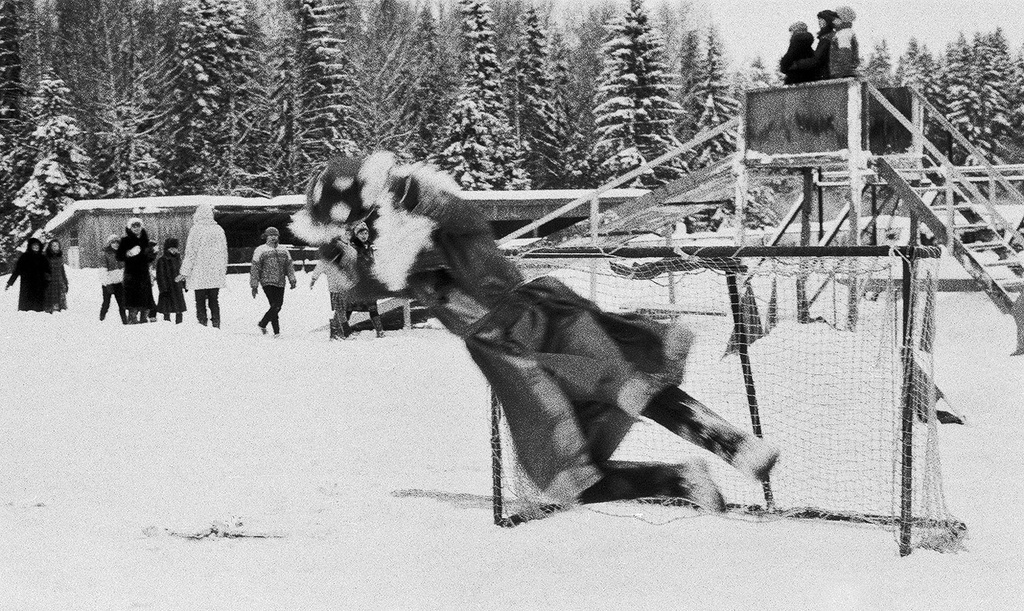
[41,189,648,269]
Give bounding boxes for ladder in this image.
[865,83,1024,354]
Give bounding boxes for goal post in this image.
[490,245,965,556]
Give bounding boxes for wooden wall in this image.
[59,209,196,268]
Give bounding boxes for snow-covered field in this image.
[2,266,1022,610]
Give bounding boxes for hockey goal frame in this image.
[489,245,965,557]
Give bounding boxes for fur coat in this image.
[291,153,689,503]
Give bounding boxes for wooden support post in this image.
[848,81,865,246]
[870,185,878,245]
[817,168,825,242]
[944,166,955,249]
[911,93,924,162]
[797,170,812,323]
[898,256,917,556]
[589,196,599,301]
[846,81,865,330]
[734,93,748,246]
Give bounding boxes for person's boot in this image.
[127,308,139,324]
[372,316,385,338]
[341,321,352,339]
[329,320,342,340]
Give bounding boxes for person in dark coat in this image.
[779,22,816,84]
[5,237,50,312]
[156,237,187,324]
[346,222,386,338]
[790,10,839,81]
[43,239,69,313]
[116,217,157,324]
[292,153,781,510]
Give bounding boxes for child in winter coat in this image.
[156,237,187,324]
[829,6,860,78]
[779,22,816,84]
[310,235,358,339]
[346,222,386,338]
[43,239,69,313]
[100,234,128,324]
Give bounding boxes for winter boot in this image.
[372,316,385,338]
[669,457,726,513]
[329,320,345,340]
[731,435,781,483]
[341,321,352,339]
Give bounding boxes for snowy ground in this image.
[2,266,1022,610]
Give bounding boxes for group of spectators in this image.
[4,237,70,313]
[6,201,384,340]
[6,202,228,327]
[779,5,860,85]
[249,221,385,339]
[103,204,228,325]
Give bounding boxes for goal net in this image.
[490,245,964,556]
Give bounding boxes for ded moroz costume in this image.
[291,152,780,510]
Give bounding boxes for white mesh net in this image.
[491,247,964,555]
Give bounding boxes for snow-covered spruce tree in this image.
[591,0,684,187]
[733,56,777,94]
[675,28,701,141]
[350,0,423,154]
[0,0,31,270]
[970,29,1014,160]
[88,0,166,198]
[406,5,458,163]
[507,7,561,187]
[93,78,166,198]
[294,0,358,166]
[268,27,300,195]
[162,0,261,194]
[439,0,527,190]
[544,30,591,188]
[1006,49,1024,161]
[4,72,93,248]
[0,0,23,127]
[864,39,896,88]
[688,26,738,167]
[937,33,979,164]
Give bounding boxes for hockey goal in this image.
[490,245,964,556]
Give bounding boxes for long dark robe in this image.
[7,242,50,312]
[338,169,682,502]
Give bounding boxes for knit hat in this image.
[789,21,808,33]
[263,226,280,238]
[834,5,856,23]
[127,217,143,229]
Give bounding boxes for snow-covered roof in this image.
[463,188,648,201]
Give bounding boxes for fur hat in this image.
[291,152,397,246]
[126,217,143,229]
[164,237,179,250]
[817,9,839,23]
[105,234,120,248]
[789,21,808,33]
[262,226,280,238]
[834,5,856,23]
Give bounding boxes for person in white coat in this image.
[176,203,228,327]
